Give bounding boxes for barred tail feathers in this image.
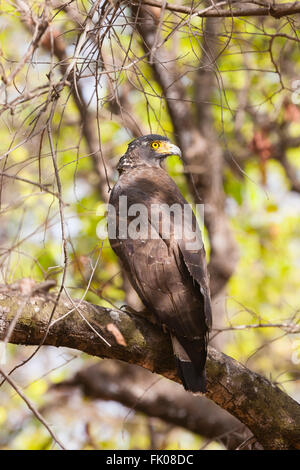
[171,334,207,394]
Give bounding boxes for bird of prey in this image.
[108,134,212,393]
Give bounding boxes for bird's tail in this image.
[171,334,207,394]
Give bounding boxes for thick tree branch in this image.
[132,0,300,19]
[0,285,299,450]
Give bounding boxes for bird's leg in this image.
[120,304,157,324]
[120,304,140,315]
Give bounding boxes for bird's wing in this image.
[109,173,211,338]
[135,170,212,332]
[175,219,212,332]
[150,199,212,333]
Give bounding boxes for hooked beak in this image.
[167,143,182,159]
[157,141,182,159]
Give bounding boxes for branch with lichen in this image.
[0,284,299,450]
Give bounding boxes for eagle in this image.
[108,135,212,393]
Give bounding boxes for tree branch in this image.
[15,0,112,202]
[0,285,299,449]
[55,360,262,449]
[132,0,300,19]
[0,364,66,449]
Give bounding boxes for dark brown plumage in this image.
[108,135,212,393]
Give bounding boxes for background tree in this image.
[0,0,300,450]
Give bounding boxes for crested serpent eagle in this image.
[108,135,212,393]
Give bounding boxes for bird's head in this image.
[117,134,182,172]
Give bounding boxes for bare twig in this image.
[0,365,66,450]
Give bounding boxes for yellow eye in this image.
[151,141,160,150]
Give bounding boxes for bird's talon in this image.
[120,304,138,315]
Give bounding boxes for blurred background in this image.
[0,0,299,450]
